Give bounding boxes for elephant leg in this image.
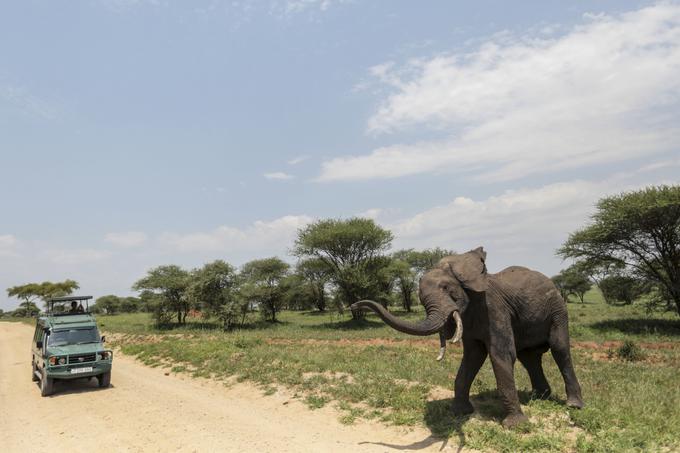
[549,313,584,409]
[517,348,551,400]
[452,339,487,415]
[489,340,528,428]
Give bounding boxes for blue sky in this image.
[2,0,679,310]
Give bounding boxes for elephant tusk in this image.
[436,346,446,361]
[452,311,463,343]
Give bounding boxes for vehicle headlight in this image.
[49,356,57,365]
[96,353,102,360]
[98,352,109,360]
[58,357,66,365]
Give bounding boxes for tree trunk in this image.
[401,286,412,312]
[672,289,680,317]
[350,306,365,320]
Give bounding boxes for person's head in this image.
[71,301,78,310]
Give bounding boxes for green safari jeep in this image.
[31,296,113,396]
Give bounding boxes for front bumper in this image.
[46,353,113,380]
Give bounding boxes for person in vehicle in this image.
[69,301,78,313]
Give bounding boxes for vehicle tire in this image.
[98,371,111,388]
[40,368,54,397]
[31,362,39,382]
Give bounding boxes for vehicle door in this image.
[34,326,47,370]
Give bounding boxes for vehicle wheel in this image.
[98,371,111,388]
[40,368,54,397]
[31,362,39,382]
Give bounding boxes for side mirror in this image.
[101,336,106,343]
[36,341,43,348]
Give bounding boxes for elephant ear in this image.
[448,247,488,293]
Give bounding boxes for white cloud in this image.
[105,231,148,248]
[279,0,348,15]
[357,208,385,220]
[386,167,680,274]
[159,215,313,254]
[0,84,58,121]
[0,234,17,248]
[288,155,310,165]
[319,4,680,182]
[264,171,295,180]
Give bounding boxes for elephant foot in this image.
[567,396,584,409]
[531,387,551,400]
[502,412,529,429]
[451,398,474,416]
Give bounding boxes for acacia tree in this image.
[559,185,680,315]
[390,248,455,312]
[295,258,331,311]
[598,275,648,305]
[119,297,141,313]
[551,265,592,303]
[133,265,191,325]
[241,257,290,322]
[293,218,393,319]
[400,248,455,274]
[187,260,246,329]
[95,295,121,314]
[7,280,80,314]
[386,258,417,312]
[571,258,625,305]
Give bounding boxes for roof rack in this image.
[46,296,94,316]
[48,295,93,302]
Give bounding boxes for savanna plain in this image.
[6,290,679,452]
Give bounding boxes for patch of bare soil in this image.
[572,341,679,365]
[572,341,679,350]
[267,337,462,348]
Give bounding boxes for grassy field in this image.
[6,290,680,452]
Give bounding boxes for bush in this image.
[599,275,648,305]
[616,340,645,362]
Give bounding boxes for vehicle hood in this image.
[47,343,103,356]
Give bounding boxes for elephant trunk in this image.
[351,298,453,336]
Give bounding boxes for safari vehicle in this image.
[31,296,113,396]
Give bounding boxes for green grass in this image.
[4,289,680,451]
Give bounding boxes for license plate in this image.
[70,367,93,374]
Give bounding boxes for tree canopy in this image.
[240,257,290,322]
[598,275,649,306]
[7,280,80,313]
[293,218,393,317]
[133,265,191,325]
[187,260,245,329]
[551,265,592,303]
[559,185,680,314]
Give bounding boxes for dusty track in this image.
[0,322,452,453]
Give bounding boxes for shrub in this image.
[616,340,645,362]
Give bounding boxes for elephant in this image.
[351,247,583,428]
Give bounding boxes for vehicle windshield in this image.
[48,328,100,346]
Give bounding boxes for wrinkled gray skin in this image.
[352,247,584,428]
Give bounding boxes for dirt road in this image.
[0,322,452,453]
